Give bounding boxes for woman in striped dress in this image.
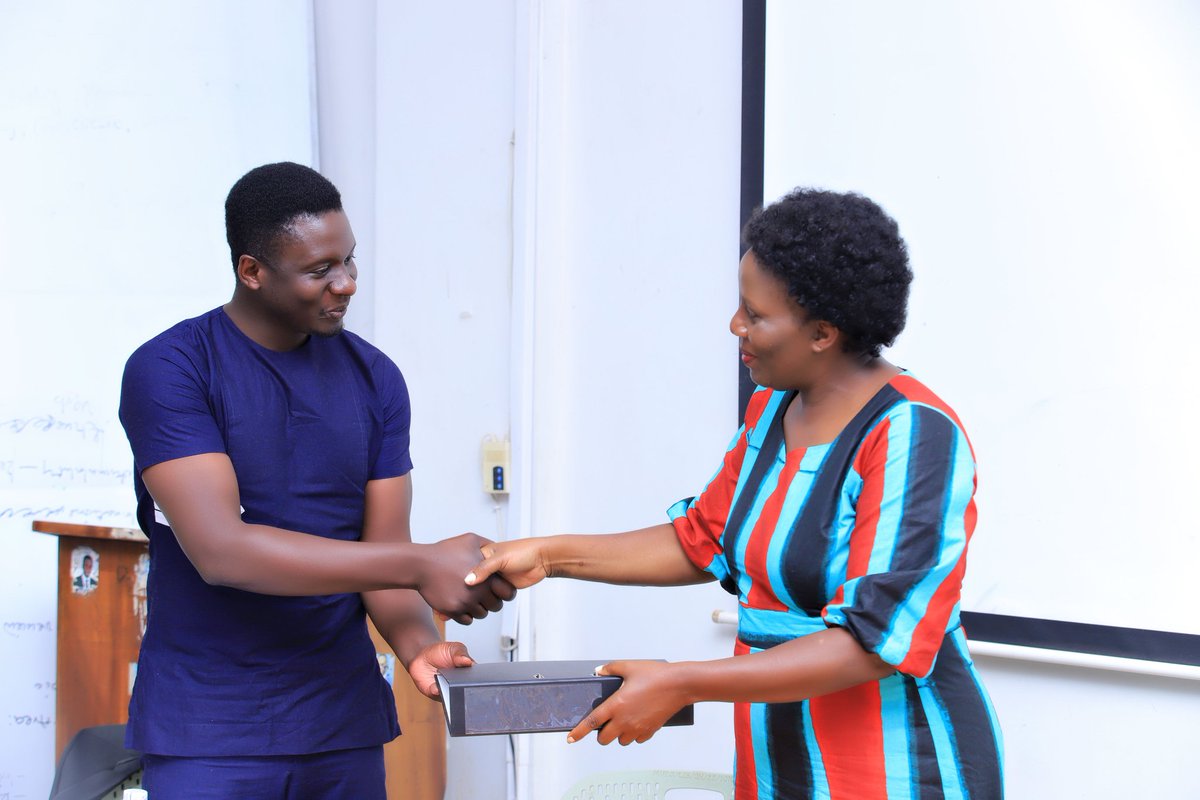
[468,188,1004,800]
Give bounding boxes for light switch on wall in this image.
[481,436,510,495]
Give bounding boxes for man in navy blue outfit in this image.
[118,162,513,799]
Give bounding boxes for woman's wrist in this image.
[668,660,706,706]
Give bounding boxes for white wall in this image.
[0,5,313,798]
[367,4,743,797]
[975,657,1200,798]
[513,2,743,798]
[369,3,519,798]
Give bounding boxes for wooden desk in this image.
[33,520,148,761]
[369,620,448,800]
[34,520,447,799]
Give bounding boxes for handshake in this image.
[413,533,542,626]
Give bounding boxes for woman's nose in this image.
[729,310,747,337]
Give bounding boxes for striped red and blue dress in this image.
[671,373,1003,800]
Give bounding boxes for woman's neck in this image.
[783,357,900,450]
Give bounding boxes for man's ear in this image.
[236,255,266,290]
[812,319,841,353]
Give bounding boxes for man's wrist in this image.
[395,541,431,590]
[392,621,441,669]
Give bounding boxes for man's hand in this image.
[407,640,474,699]
[465,538,551,590]
[419,533,517,624]
[566,660,688,746]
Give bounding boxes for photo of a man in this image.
[70,548,100,595]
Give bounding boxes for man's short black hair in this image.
[743,188,912,358]
[224,162,343,270]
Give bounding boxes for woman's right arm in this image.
[467,523,714,589]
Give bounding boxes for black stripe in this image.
[765,700,814,800]
[738,0,767,420]
[904,679,944,800]
[929,639,1004,799]
[720,392,793,596]
[889,407,957,573]
[962,612,1200,667]
[780,385,903,610]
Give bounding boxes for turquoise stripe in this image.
[879,674,915,798]
[737,606,828,641]
[800,702,830,798]
[731,459,784,601]
[749,695,775,799]
[823,463,863,601]
[745,390,786,449]
[724,391,788,601]
[917,682,967,800]
[868,406,912,575]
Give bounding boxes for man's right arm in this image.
[143,452,504,623]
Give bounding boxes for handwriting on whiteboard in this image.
[1,622,53,638]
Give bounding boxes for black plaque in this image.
[435,660,695,737]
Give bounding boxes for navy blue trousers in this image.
[141,746,386,800]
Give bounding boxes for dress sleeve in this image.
[118,340,226,472]
[821,402,978,678]
[668,389,772,582]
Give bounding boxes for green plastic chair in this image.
[561,769,734,800]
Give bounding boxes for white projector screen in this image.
[752,1,1200,644]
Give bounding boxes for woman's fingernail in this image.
[566,736,576,744]
[465,572,477,584]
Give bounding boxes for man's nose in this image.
[331,267,357,296]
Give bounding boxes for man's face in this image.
[82,556,93,576]
[254,210,358,339]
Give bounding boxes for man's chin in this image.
[313,320,346,338]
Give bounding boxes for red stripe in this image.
[846,421,890,581]
[745,389,773,429]
[675,389,775,570]
[898,498,977,677]
[891,374,976,460]
[809,682,887,797]
[742,453,797,611]
[732,640,758,800]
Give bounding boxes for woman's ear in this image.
[811,319,840,353]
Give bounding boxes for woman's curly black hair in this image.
[743,189,912,358]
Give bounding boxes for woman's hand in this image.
[406,640,475,698]
[466,538,553,590]
[566,660,690,746]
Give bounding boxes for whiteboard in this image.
[0,3,314,797]
[759,2,1200,638]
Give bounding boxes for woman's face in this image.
[730,250,821,389]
